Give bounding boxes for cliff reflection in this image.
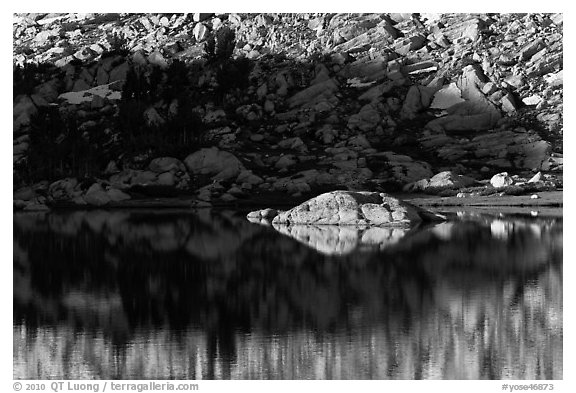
[13,210,562,379]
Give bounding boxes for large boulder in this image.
[184,147,245,181]
[271,191,434,226]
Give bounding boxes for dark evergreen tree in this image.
[163,60,189,101]
[204,27,236,64]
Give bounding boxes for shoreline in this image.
[14,190,563,214]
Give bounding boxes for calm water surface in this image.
[13,209,562,379]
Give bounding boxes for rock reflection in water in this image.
[272,223,409,255]
[13,209,562,379]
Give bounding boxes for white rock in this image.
[193,22,209,42]
[527,172,542,183]
[522,95,542,106]
[490,172,514,188]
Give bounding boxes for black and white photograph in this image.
[11,3,566,388]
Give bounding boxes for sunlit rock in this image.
[247,208,279,220]
[58,82,121,105]
[430,82,466,109]
[404,171,477,192]
[490,172,514,188]
[272,191,432,226]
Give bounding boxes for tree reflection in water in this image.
[13,209,562,379]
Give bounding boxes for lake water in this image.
[13,208,563,379]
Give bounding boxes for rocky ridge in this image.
[13,13,563,210]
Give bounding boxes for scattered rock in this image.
[12,13,563,208]
[522,95,542,106]
[528,172,542,183]
[490,172,514,188]
[406,171,477,192]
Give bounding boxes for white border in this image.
[4,2,572,392]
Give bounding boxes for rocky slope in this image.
[12,13,563,209]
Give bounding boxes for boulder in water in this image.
[270,190,440,226]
